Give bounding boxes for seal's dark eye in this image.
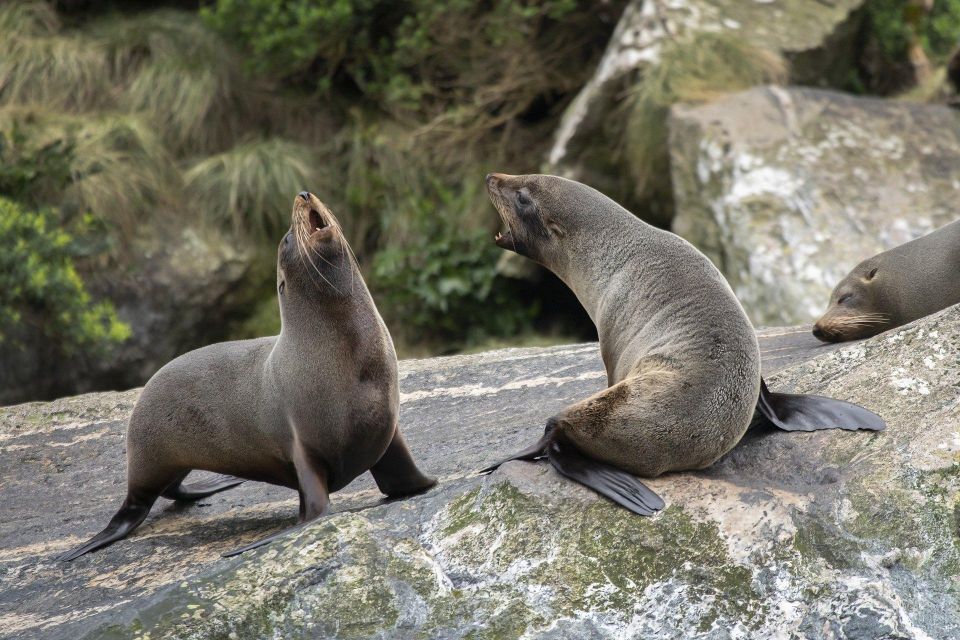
[284,232,291,246]
[866,267,878,280]
[838,294,852,305]
[516,191,532,207]
[279,281,285,295]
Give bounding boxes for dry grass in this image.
[95,10,256,154]
[184,138,319,238]
[0,2,111,111]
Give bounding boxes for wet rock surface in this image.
[670,86,960,326]
[2,310,959,639]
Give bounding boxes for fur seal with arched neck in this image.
[813,219,960,343]
[483,173,884,514]
[59,191,435,561]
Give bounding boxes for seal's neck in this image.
[550,213,654,324]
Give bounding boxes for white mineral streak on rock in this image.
[399,370,605,403]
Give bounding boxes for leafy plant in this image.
[0,196,129,352]
[0,125,73,207]
[371,176,534,347]
[867,0,960,65]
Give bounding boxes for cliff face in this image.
[3,307,959,639]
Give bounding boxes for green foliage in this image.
[0,107,175,239]
[0,196,129,352]
[867,0,960,66]
[201,0,607,149]
[625,32,785,208]
[371,176,534,346]
[184,138,319,239]
[0,125,73,207]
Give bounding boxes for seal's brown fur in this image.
[487,173,760,478]
[814,220,960,342]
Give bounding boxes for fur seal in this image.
[59,191,435,561]
[483,173,884,514]
[813,220,960,343]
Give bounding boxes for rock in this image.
[547,0,865,215]
[3,309,960,639]
[0,227,255,405]
[670,86,960,326]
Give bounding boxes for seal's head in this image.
[278,191,355,301]
[485,173,611,272]
[813,261,891,342]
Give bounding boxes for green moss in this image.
[793,514,861,570]
[433,481,770,630]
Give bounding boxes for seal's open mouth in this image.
[494,229,513,248]
[308,208,329,235]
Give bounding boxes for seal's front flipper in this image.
[480,421,557,474]
[162,474,245,501]
[756,378,885,432]
[546,439,664,516]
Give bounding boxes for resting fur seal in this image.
[813,219,960,342]
[483,173,884,513]
[59,192,435,561]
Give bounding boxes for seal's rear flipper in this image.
[756,378,885,432]
[479,424,556,474]
[546,440,664,516]
[57,501,152,562]
[162,475,245,501]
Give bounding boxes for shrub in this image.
[0,196,129,353]
[371,176,534,347]
[868,0,960,66]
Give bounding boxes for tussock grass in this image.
[626,32,785,207]
[184,138,319,238]
[95,10,254,154]
[0,106,176,238]
[0,3,111,111]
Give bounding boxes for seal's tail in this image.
[755,378,886,432]
[479,422,665,517]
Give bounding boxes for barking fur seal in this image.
[483,173,884,514]
[59,191,435,561]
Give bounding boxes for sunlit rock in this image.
[669,86,960,325]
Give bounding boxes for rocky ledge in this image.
[2,307,959,639]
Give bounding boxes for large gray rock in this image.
[547,0,865,211]
[670,86,960,326]
[3,309,959,639]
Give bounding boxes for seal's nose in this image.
[485,173,502,188]
[298,191,311,202]
[812,324,827,341]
